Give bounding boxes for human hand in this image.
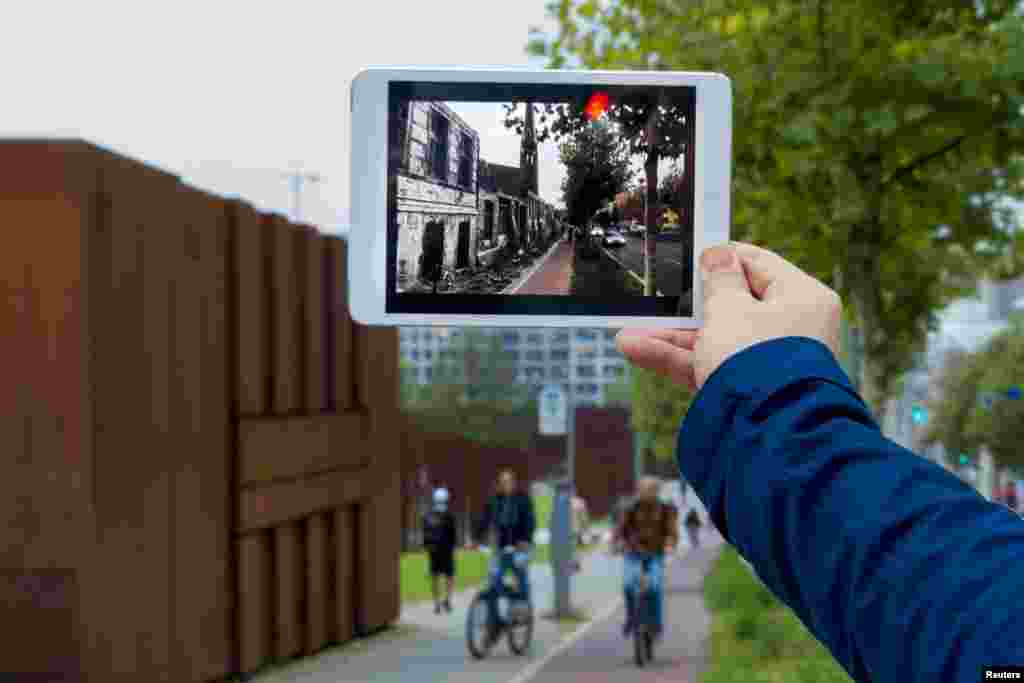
[616,242,842,391]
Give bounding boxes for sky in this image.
[1,0,560,234]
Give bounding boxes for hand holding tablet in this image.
[348,66,731,329]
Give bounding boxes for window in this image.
[506,350,520,362]
[603,329,617,341]
[527,333,544,345]
[577,365,596,378]
[525,350,544,362]
[423,367,433,381]
[576,329,597,341]
[411,350,420,361]
[578,348,597,360]
[525,366,545,380]
[422,350,433,361]
[482,201,495,243]
[576,383,599,395]
[429,110,450,181]
[603,365,624,378]
[604,346,622,359]
[551,366,567,379]
[502,331,520,346]
[550,349,569,362]
[458,133,473,188]
[552,331,569,344]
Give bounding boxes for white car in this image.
[629,223,646,235]
[590,226,605,238]
[603,230,627,247]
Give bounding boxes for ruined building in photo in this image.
[393,101,480,291]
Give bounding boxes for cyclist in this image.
[612,476,679,640]
[472,470,536,645]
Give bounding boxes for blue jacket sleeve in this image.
[677,337,1024,683]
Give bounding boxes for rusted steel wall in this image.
[399,405,635,543]
[0,140,400,683]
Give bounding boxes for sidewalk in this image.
[510,240,574,295]
[245,544,625,683]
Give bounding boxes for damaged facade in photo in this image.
[394,101,480,291]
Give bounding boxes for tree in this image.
[528,0,1024,421]
[604,371,633,407]
[402,330,537,449]
[630,366,695,463]
[556,117,634,227]
[505,88,691,294]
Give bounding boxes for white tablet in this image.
[349,66,731,328]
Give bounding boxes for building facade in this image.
[394,101,480,291]
[399,327,630,406]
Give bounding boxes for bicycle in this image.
[465,547,534,659]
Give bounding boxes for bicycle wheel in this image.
[466,594,494,660]
[506,600,533,655]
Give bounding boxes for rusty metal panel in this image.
[324,237,352,412]
[237,464,379,534]
[169,187,233,682]
[237,531,273,674]
[231,201,270,417]
[274,522,304,660]
[331,506,356,644]
[305,229,326,414]
[237,414,368,486]
[0,570,83,681]
[271,216,301,415]
[305,513,330,655]
[358,476,402,633]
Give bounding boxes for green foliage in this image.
[927,317,1024,468]
[630,366,694,462]
[702,547,854,683]
[603,370,633,407]
[530,0,1024,417]
[402,330,536,449]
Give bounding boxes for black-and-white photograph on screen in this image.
[386,83,696,317]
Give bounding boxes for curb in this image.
[600,247,665,297]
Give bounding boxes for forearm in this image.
[678,337,1024,683]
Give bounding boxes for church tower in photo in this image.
[519,102,539,197]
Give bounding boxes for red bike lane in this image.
[522,538,723,683]
[512,241,575,295]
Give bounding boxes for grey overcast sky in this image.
[1,0,558,234]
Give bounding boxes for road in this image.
[604,233,689,297]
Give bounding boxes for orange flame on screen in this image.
[584,92,610,120]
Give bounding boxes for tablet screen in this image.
[385,81,696,318]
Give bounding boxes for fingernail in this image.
[701,246,734,272]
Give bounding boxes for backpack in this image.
[423,510,445,549]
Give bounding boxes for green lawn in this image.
[700,547,853,683]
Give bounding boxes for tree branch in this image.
[881,135,967,189]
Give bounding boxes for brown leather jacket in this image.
[614,499,679,555]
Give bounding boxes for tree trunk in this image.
[643,103,661,295]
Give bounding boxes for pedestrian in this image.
[423,488,457,614]
[616,242,1024,681]
[683,507,702,548]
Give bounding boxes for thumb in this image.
[700,245,751,302]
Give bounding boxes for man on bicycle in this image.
[612,476,679,640]
[473,470,536,644]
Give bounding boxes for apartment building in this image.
[398,327,630,405]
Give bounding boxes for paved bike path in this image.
[529,533,725,683]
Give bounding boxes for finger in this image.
[616,328,699,351]
[730,242,808,300]
[616,334,697,391]
[700,245,754,304]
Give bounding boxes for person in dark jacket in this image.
[473,470,536,642]
[616,242,1024,683]
[683,507,702,548]
[423,488,457,614]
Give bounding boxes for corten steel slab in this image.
[0,571,82,681]
[237,460,389,533]
[332,506,357,645]
[169,186,233,681]
[238,413,369,486]
[231,201,272,417]
[274,522,304,660]
[271,215,301,416]
[304,229,327,415]
[237,531,274,673]
[305,512,331,655]
[324,237,353,412]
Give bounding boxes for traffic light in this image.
[911,405,928,425]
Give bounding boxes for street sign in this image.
[539,383,568,436]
